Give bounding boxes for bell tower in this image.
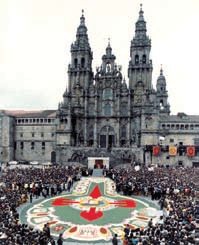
[156,67,170,114]
[68,10,93,93]
[56,10,93,152]
[128,4,153,91]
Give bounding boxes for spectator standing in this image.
[112,234,118,245]
[29,192,32,203]
[57,233,63,245]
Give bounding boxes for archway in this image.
[99,126,115,148]
[51,151,56,164]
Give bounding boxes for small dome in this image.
[76,10,88,36]
[157,67,166,85]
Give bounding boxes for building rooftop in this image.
[0,110,56,118]
[160,113,199,123]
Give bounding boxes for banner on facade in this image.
[153,146,161,156]
[187,146,195,157]
[169,146,177,156]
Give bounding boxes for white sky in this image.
[0,0,199,115]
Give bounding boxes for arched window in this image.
[162,124,165,129]
[121,103,127,116]
[89,127,94,138]
[121,126,126,137]
[89,104,94,115]
[60,117,67,124]
[103,88,112,100]
[74,58,78,68]
[142,54,146,64]
[104,103,111,115]
[106,63,111,73]
[135,55,139,65]
[81,57,85,68]
[160,100,164,109]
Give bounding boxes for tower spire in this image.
[71,10,91,51]
[106,38,112,56]
[156,66,170,114]
[128,4,152,90]
[108,38,110,47]
[80,9,85,25]
[138,4,144,21]
[160,64,163,75]
[135,3,147,38]
[68,10,93,91]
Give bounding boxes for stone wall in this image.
[14,124,56,162]
[0,115,15,162]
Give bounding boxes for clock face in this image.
[21,177,161,242]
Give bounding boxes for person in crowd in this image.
[112,233,118,245]
[29,192,33,203]
[57,233,63,245]
[0,163,198,244]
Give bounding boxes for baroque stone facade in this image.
[1,6,199,167]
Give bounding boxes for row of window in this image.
[19,133,55,138]
[74,58,85,68]
[90,103,127,116]
[16,118,55,124]
[161,124,199,130]
[17,142,46,150]
[135,54,147,65]
[19,151,45,156]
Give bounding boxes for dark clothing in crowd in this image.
[0,164,197,244]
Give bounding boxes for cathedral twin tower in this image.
[56,5,170,156]
[1,5,198,166]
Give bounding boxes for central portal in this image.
[99,126,115,148]
[100,135,115,148]
[95,159,103,169]
[88,157,109,169]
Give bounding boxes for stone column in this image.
[84,90,88,146]
[67,65,72,92]
[128,118,131,145]
[94,118,97,147]
[128,92,131,116]
[93,91,98,147]
[84,118,87,146]
[117,118,120,147]
[94,93,97,116]
[106,126,109,149]
[127,92,131,145]
[117,91,120,116]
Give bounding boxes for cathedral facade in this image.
[1,6,199,167]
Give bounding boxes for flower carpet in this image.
[20,177,162,243]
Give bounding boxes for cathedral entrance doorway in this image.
[108,135,115,148]
[100,135,106,148]
[94,159,103,169]
[99,126,115,148]
[100,135,115,148]
[51,151,56,164]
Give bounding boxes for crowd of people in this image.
[108,164,199,244]
[0,165,81,244]
[0,163,198,244]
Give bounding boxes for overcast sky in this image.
[0,0,199,115]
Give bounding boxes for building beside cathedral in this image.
[1,6,199,167]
